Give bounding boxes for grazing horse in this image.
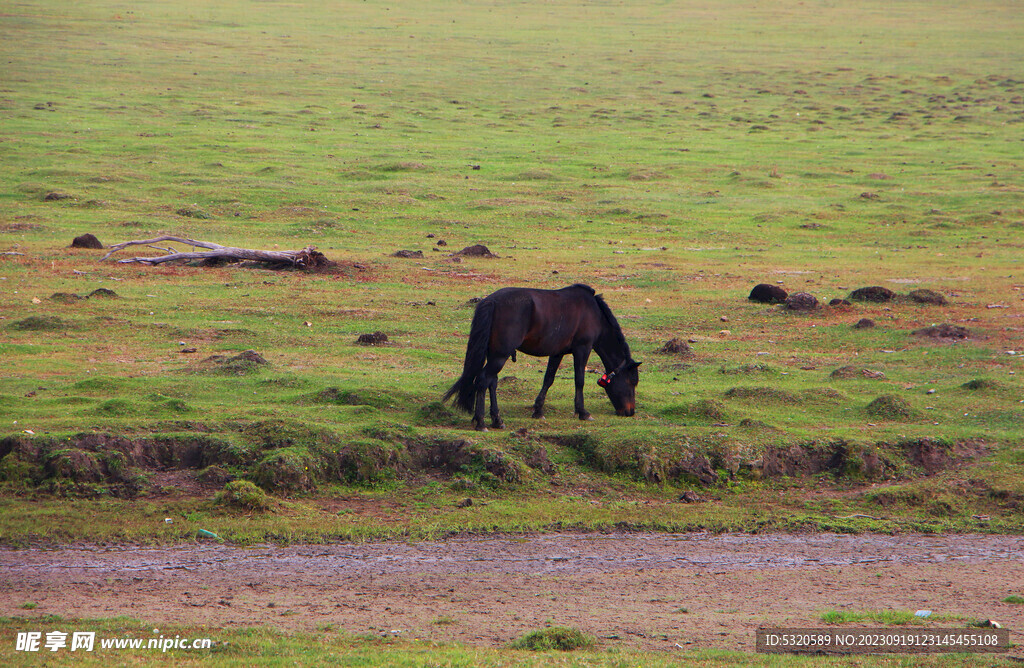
[443,284,640,431]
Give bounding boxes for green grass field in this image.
[2,0,1023,537]
[3,1,1024,663]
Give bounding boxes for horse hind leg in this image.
[488,380,504,429]
[476,354,510,431]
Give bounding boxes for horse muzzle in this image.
[616,403,636,417]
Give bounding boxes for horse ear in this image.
[630,360,642,369]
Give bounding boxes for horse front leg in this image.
[572,348,593,421]
[532,354,563,419]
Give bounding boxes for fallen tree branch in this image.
[100,236,327,269]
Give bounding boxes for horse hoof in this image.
[474,425,489,432]
[491,421,505,429]
[531,412,545,420]
[576,413,593,421]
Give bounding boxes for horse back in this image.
[485,285,601,357]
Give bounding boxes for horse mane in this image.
[593,293,632,360]
[569,283,595,295]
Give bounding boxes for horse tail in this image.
[443,297,495,413]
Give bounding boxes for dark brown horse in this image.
[443,284,640,431]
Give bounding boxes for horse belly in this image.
[517,327,575,357]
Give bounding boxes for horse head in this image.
[598,360,641,417]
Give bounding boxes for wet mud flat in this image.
[2,533,1022,653]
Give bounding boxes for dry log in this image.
[100,236,326,268]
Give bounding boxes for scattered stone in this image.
[356,331,389,346]
[908,289,948,305]
[748,283,788,303]
[656,338,693,356]
[87,288,118,299]
[912,324,971,340]
[391,250,424,259]
[70,233,103,249]
[784,292,819,311]
[849,286,895,302]
[50,292,83,303]
[456,498,473,508]
[829,298,852,308]
[853,318,875,329]
[44,191,74,201]
[454,244,498,258]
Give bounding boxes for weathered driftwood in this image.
[100,236,324,268]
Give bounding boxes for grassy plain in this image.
[1,0,1022,543]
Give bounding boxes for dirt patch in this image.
[454,244,498,258]
[355,332,389,346]
[908,288,948,305]
[8,315,73,331]
[655,338,693,356]
[849,286,895,302]
[2,533,1022,654]
[724,386,799,404]
[866,394,915,421]
[912,323,972,340]
[198,349,269,374]
[70,233,103,249]
[830,366,886,380]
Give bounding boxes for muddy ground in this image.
[1,533,1022,655]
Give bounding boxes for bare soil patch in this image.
[2,533,1022,655]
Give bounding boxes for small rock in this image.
[678,490,705,503]
[784,292,819,311]
[853,318,875,329]
[454,244,497,258]
[748,283,788,304]
[456,498,473,508]
[391,250,423,259]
